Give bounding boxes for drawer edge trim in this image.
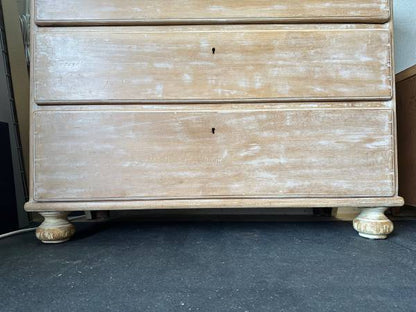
[34,96,394,106]
[34,15,391,27]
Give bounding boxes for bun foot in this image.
[36,212,75,243]
[353,207,393,240]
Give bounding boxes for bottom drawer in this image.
[33,108,394,201]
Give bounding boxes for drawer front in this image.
[34,25,392,104]
[33,108,394,201]
[35,0,391,25]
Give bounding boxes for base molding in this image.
[25,196,404,212]
[27,198,403,243]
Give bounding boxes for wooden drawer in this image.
[34,0,391,26]
[34,25,392,104]
[33,107,394,201]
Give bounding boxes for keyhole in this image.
[212,47,216,54]
[212,128,216,134]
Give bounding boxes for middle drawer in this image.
[34,25,392,104]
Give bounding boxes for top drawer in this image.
[34,0,391,26]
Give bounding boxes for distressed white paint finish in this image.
[32,101,396,112]
[24,197,405,212]
[33,109,394,201]
[36,212,75,243]
[34,0,391,25]
[353,207,394,239]
[27,0,402,242]
[34,25,392,103]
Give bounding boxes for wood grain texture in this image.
[24,197,405,212]
[34,25,393,104]
[33,108,394,201]
[34,0,391,25]
[397,72,416,206]
[27,0,403,224]
[396,64,416,83]
[32,101,396,112]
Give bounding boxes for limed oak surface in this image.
[33,108,394,201]
[34,25,393,104]
[26,0,403,241]
[34,0,391,25]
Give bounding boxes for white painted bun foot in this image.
[36,212,75,243]
[353,207,393,240]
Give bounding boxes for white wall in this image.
[394,0,416,73]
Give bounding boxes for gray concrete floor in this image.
[1,219,415,312]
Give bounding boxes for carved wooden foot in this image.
[36,212,76,243]
[353,207,393,239]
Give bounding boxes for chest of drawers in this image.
[25,0,403,243]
